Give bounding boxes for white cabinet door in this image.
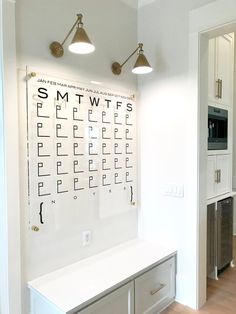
[77,282,134,314]
[216,154,231,195]
[207,154,231,199]
[207,156,217,199]
[215,35,233,106]
[208,35,233,106]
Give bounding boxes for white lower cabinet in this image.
[207,154,231,199]
[77,282,134,314]
[135,257,175,314]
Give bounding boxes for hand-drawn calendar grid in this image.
[26,73,137,227]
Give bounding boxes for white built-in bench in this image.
[28,239,177,314]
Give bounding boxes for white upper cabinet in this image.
[208,35,234,106]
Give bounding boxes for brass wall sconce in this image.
[111,43,152,75]
[50,14,95,58]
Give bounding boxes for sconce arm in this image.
[120,43,143,68]
[61,14,83,46]
[112,43,143,75]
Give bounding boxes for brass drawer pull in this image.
[150,283,166,295]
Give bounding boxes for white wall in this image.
[137,0,216,309]
[15,0,138,312]
[16,0,138,92]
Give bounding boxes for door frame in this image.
[189,0,236,308]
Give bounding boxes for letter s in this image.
[127,103,133,112]
[38,88,48,99]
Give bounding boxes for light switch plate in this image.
[162,184,184,198]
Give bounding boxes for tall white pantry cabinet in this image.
[207,34,234,200]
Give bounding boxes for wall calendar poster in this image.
[24,72,137,229]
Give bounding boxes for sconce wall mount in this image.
[112,43,152,75]
[50,14,95,58]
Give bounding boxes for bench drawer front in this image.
[135,257,175,314]
[77,282,134,314]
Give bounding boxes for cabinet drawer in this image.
[77,282,134,314]
[135,257,175,314]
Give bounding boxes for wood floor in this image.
[162,237,236,314]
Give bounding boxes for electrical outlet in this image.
[82,230,92,247]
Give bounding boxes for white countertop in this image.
[207,191,236,205]
[28,239,176,313]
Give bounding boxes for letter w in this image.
[89,97,100,106]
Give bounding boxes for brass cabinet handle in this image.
[214,169,221,183]
[216,79,223,99]
[215,170,218,183]
[218,169,221,183]
[219,79,222,99]
[150,283,166,295]
[216,79,220,98]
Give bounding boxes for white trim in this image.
[189,0,236,308]
[0,0,21,313]
[138,0,156,8]
[189,0,236,34]
[0,1,9,309]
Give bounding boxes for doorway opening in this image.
[201,21,236,313]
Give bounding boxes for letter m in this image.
[57,91,68,102]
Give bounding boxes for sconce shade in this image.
[132,53,153,74]
[68,26,95,54]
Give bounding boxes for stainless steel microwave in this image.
[208,106,228,150]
